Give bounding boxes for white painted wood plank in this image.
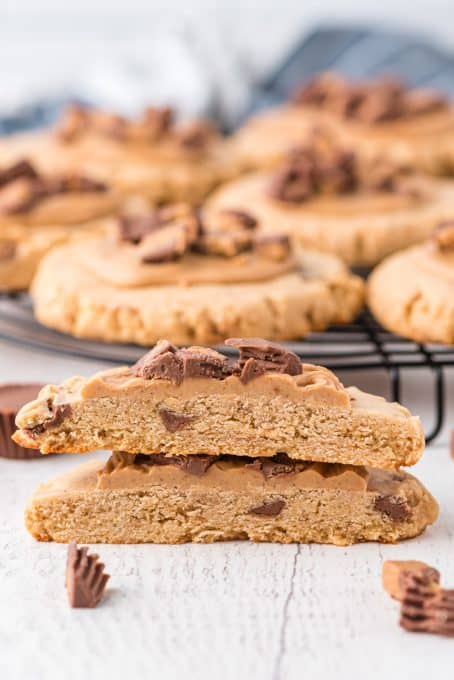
[0,449,452,680]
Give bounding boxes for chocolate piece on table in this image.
[382,560,440,600]
[66,541,110,608]
[0,384,44,459]
[399,571,454,637]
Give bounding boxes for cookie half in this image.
[25,455,438,545]
[14,340,424,468]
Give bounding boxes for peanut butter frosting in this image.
[56,203,298,287]
[54,105,222,160]
[0,160,117,226]
[97,452,371,493]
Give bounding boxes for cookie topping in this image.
[0,159,38,188]
[0,161,107,215]
[267,139,427,204]
[176,120,217,150]
[66,541,110,608]
[225,337,302,384]
[292,72,448,123]
[268,144,357,203]
[56,104,217,150]
[248,499,286,516]
[117,203,290,263]
[132,337,302,385]
[433,221,454,251]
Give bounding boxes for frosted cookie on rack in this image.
[0,105,235,205]
[25,454,438,545]
[230,72,454,175]
[0,160,119,291]
[27,204,364,345]
[14,338,424,469]
[205,140,454,267]
[368,222,454,344]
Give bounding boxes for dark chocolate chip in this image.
[158,407,197,432]
[248,499,286,516]
[374,495,411,521]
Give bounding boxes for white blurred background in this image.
[0,1,453,124]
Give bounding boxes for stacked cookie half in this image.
[14,339,438,545]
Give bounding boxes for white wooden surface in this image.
[0,340,453,680]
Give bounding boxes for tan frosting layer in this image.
[47,454,410,499]
[64,235,297,287]
[0,192,118,227]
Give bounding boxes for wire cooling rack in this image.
[0,293,452,443]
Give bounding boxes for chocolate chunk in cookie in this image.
[374,495,411,521]
[249,499,286,516]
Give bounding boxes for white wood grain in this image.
[0,341,453,680]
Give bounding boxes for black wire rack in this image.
[0,293,452,444]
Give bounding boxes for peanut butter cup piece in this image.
[0,384,45,459]
[225,337,302,383]
[132,341,183,384]
[399,570,454,636]
[66,542,110,608]
[196,230,253,257]
[382,560,440,601]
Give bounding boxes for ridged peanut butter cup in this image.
[0,384,44,459]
